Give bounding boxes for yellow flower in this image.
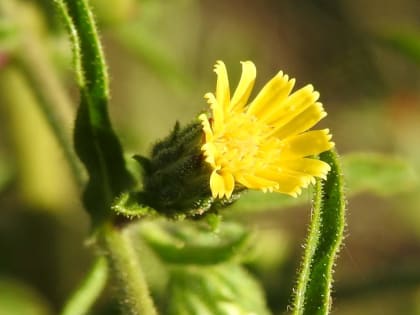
[199,61,334,199]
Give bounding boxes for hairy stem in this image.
[99,224,158,315]
[292,150,346,315]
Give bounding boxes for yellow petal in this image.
[236,173,278,191]
[271,102,327,139]
[254,168,312,194]
[223,172,235,198]
[199,114,213,140]
[229,61,256,112]
[209,170,235,198]
[281,158,331,179]
[247,71,295,118]
[280,129,334,158]
[201,143,216,167]
[210,170,224,198]
[214,61,230,111]
[261,84,319,125]
[204,92,224,132]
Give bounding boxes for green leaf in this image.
[230,152,416,213]
[342,153,418,196]
[54,0,133,222]
[292,150,346,315]
[379,30,420,65]
[167,264,272,315]
[140,221,252,265]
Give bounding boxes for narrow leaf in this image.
[55,0,133,221]
[292,150,346,315]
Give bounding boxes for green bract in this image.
[134,122,240,218]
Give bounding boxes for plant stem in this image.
[61,256,108,315]
[99,223,158,315]
[292,150,346,315]
[293,180,322,314]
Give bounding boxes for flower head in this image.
[199,61,334,199]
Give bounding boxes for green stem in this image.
[61,256,108,315]
[99,224,158,315]
[292,150,346,315]
[293,180,323,313]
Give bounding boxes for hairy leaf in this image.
[55,0,133,222]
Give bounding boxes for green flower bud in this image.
[134,121,239,218]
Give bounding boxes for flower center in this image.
[213,113,277,172]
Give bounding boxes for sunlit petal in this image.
[210,170,228,198]
[214,60,230,111]
[260,85,319,125]
[223,172,235,198]
[271,102,327,139]
[247,71,295,117]
[281,158,331,180]
[281,129,334,159]
[230,61,256,112]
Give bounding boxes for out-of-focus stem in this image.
[4,0,85,186]
[60,256,108,315]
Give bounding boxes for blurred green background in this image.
[1,0,420,314]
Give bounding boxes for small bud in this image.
[134,121,238,218]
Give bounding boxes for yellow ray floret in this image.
[199,60,334,199]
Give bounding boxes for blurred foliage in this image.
[140,220,252,265]
[343,153,418,196]
[167,264,271,315]
[380,30,420,66]
[0,278,52,315]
